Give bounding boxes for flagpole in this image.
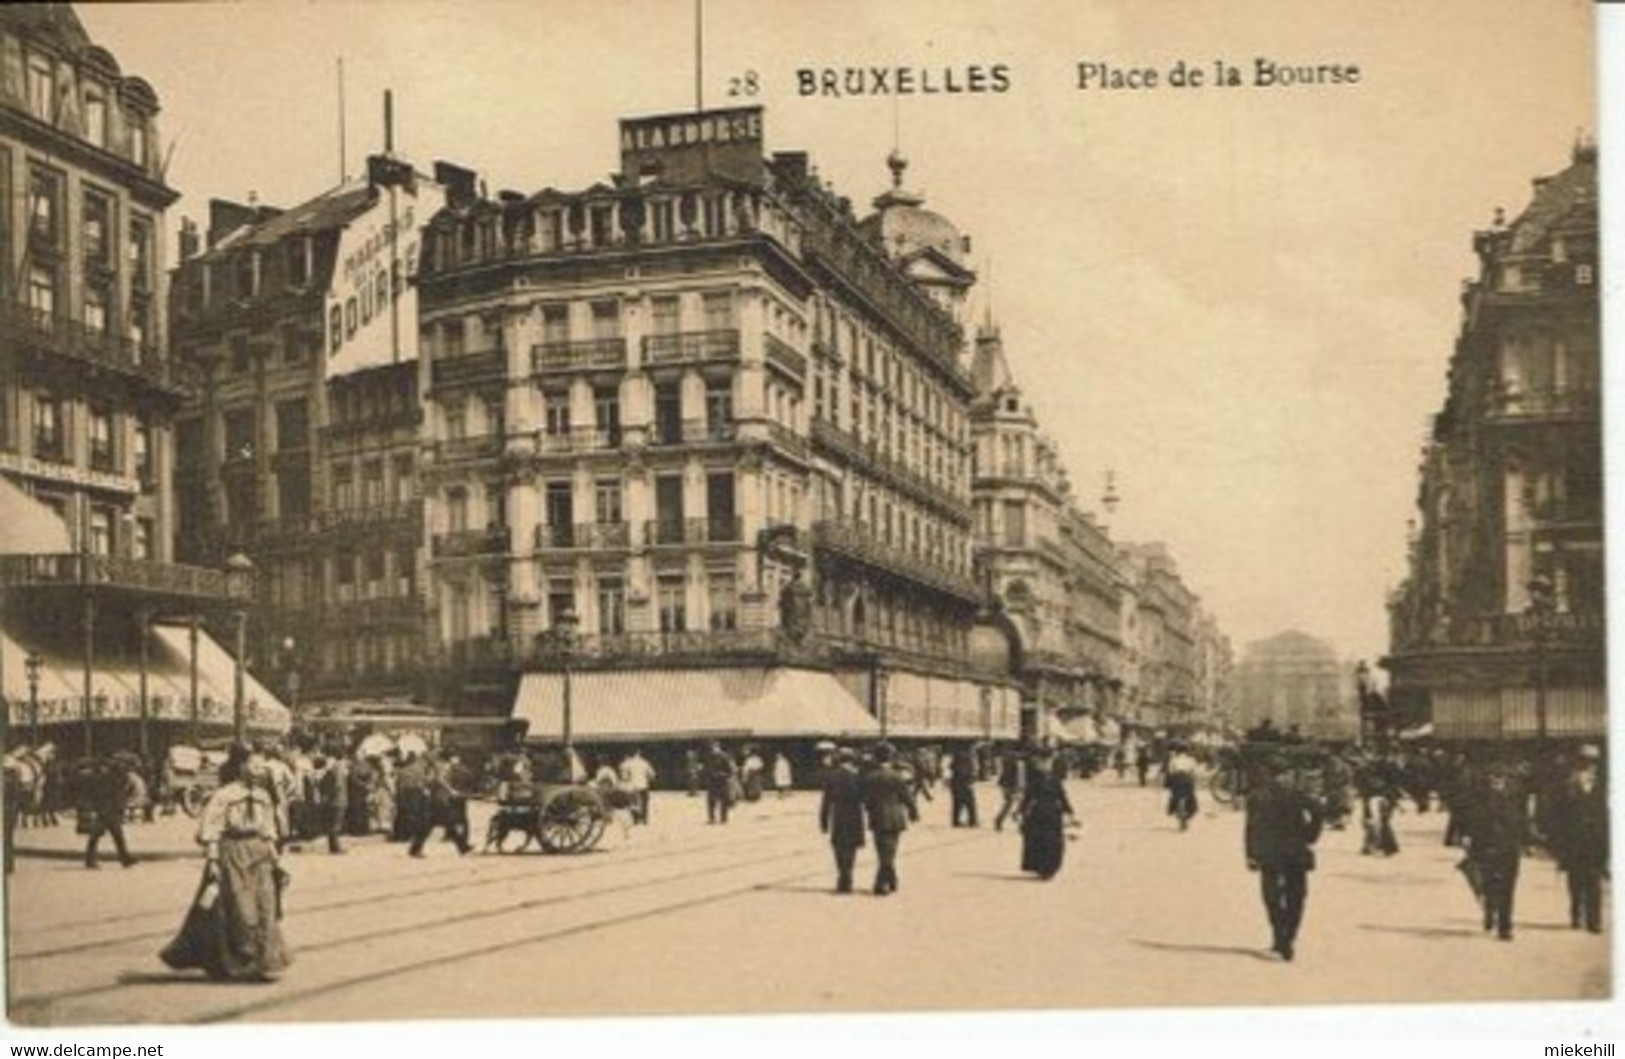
[695,0,703,111]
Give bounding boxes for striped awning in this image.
[511,667,881,744]
[1432,685,1606,740]
[3,623,290,735]
[881,671,1019,740]
[0,475,70,554]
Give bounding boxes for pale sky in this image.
[81,0,1599,666]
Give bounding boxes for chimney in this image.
[178,217,200,260]
[207,198,260,248]
[433,160,479,208]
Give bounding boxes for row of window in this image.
[14,42,153,167]
[428,187,767,270]
[3,387,154,480]
[8,155,155,288]
[812,295,968,440]
[265,548,418,610]
[441,471,738,536]
[445,569,742,642]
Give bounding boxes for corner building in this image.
[1384,145,1604,743]
[418,107,1020,755]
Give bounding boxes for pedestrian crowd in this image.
[5,721,1608,986]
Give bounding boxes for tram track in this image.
[10,826,992,1025]
[11,813,814,962]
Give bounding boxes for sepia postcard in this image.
[0,0,1616,1041]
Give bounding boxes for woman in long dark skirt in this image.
[1020,749,1078,880]
[192,744,290,981]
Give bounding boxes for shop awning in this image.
[882,671,1016,740]
[1432,685,1605,740]
[3,623,290,736]
[511,666,881,744]
[0,475,70,554]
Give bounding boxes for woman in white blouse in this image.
[194,744,290,981]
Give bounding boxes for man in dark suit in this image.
[76,755,137,869]
[949,745,979,827]
[1549,745,1609,933]
[704,742,737,825]
[1245,757,1324,961]
[861,742,918,896]
[819,748,866,893]
[1462,764,1528,940]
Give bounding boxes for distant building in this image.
[0,4,284,755]
[969,322,1127,740]
[1122,543,1202,727]
[1235,631,1351,739]
[1384,143,1603,743]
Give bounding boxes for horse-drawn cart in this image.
[484,781,608,854]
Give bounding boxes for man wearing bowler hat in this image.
[861,741,918,896]
[819,747,866,893]
[1244,755,1324,961]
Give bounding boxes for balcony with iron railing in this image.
[536,426,619,456]
[763,333,808,378]
[648,417,737,447]
[429,348,506,388]
[809,419,969,522]
[0,299,182,393]
[431,524,511,560]
[1531,495,1604,526]
[432,434,504,464]
[811,520,980,603]
[0,553,241,603]
[644,516,743,547]
[641,329,741,367]
[535,521,633,551]
[766,420,810,458]
[531,338,628,375]
[1488,385,1601,424]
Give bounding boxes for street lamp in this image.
[551,608,580,756]
[281,636,301,715]
[24,650,43,747]
[1526,574,1556,746]
[875,669,891,740]
[223,553,256,744]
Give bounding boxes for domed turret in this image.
[860,151,977,320]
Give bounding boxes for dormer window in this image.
[25,54,52,122]
[128,115,149,168]
[83,90,107,150]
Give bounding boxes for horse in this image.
[4,743,59,828]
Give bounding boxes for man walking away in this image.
[1550,745,1608,934]
[1245,757,1323,961]
[1462,764,1527,941]
[861,742,918,896]
[318,743,349,854]
[994,746,1025,832]
[704,742,736,825]
[949,745,979,827]
[819,747,866,893]
[618,749,657,825]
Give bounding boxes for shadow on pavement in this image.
[1131,939,1279,963]
[1357,923,1481,940]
